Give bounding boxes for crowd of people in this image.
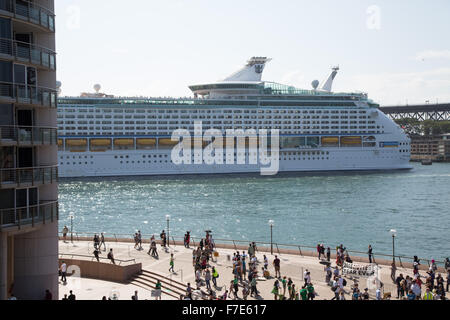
[393,256,449,300]
[59,227,450,301]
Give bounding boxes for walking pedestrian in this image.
[391,262,397,283]
[62,226,69,242]
[368,245,373,263]
[396,274,404,298]
[326,247,331,262]
[93,248,100,262]
[307,283,315,300]
[107,249,115,264]
[281,276,287,296]
[271,280,279,300]
[250,276,258,297]
[100,232,106,251]
[60,261,67,283]
[317,244,322,260]
[155,280,162,300]
[273,255,281,278]
[212,267,219,287]
[205,269,211,290]
[169,253,175,273]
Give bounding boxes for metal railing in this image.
[0,200,58,229]
[0,125,57,145]
[0,81,57,107]
[0,165,58,187]
[0,37,56,70]
[0,0,55,32]
[58,253,136,266]
[61,231,449,269]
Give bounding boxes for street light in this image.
[390,229,397,265]
[69,214,74,243]
[268,220,274,255]
[166,215,170,247]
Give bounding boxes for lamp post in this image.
[166,215,170,247]
[390,229,397,265]
[268,220,274,255]
[69,214,74,243]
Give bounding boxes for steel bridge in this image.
[379,103,450,121]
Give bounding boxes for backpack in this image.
[343,279,347,286]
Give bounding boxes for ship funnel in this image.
[321,66,339,92]
[223,57,272,82]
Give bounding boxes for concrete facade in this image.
[0,0,58,300]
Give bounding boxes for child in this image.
[169,253,175,272]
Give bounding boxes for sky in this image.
[55,0,450,106]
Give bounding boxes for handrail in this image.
[0,37,56,54]
[0,81,57,108]
[0,164,58,172]
[0,37,56,70]
[0,165,58,187]
[0,125,57,145]
[58,253,136,265]
[0,80,57,93]
[0,200,58,229]
[0,0,55,32]
[0,124,57,129]
[60,231,448,268]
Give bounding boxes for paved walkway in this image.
[59,239,420,300]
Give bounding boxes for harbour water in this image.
[59,162,450,261]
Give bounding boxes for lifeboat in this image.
[65,139,87,146]
[158,138,179,147]
[340,136,362,145]
[191,137,209,148]
[114,138,134,146]
[136,138,156,146]
[321,137,339,145]
[90,138,111,146]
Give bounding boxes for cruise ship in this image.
[57,57,411,177]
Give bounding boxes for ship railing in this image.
[0,125,57,145]
[0,0,55,32]
[0,200,58,230]
[0,81,57,108]
[56,231,448,269]
[0,165,58,187]
[0,37,56,70]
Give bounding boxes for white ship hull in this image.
[58,146,411,178]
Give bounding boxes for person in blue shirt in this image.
[407,289,416,300]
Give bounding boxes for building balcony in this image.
[0,200,58,230]
[0,125,57,146]
[0,81,57,107]
[0,37,56,70]
[0,165,58,188]
[0,0,55,32]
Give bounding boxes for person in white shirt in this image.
[338,276,344,290]
[411,282,421,297]
[60,261,67,283]
[376,288,382,300]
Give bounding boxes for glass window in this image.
[0,17,11,39]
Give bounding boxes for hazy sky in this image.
[55,0,450,105]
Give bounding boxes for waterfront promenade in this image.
[58,236,446,300]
